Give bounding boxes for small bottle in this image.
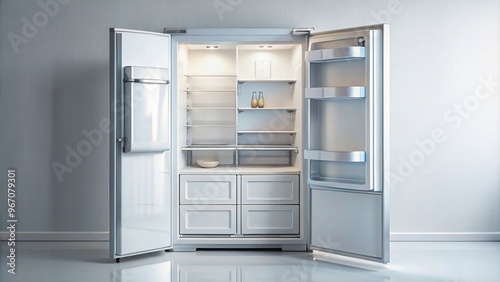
[257,91,265,108]
[251,91,258,108]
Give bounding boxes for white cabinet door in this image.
[180,175,236,205]
[241,175,299,205]
[241,205,299,235]
[180,205,236,235]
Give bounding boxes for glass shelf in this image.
[184,73,237,77]
[186,124,237,127]
[238,107,296,112]
[238,130,296,134]
[181,145,236,151]
[237,79,296,84]
[238,145,298,153]
[187,107,236,110]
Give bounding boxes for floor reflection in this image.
[1,242,499,282]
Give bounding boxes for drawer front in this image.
[241,205,299,235]
[241,175,299,204]
[180,205,236,235]
[180,175,236,205]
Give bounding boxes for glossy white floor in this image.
[1,241,499,282]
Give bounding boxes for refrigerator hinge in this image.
[163,28,187,34]
[292,28,314,35]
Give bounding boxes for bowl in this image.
[196,160,219,168]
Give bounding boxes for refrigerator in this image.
[109,25,390,264]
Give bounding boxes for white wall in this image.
[0,0,498,240]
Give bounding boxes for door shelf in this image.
[305,86,365,99]
[238,130,296,135]
[308,177,368,190]
[306,46,365,63]
[238,107,296,112]
[304,149,366,162]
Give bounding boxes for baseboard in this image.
[391,232,500,242]
[1,231,499,242]
[0,232,109,242]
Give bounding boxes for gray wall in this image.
[1,0,499,240]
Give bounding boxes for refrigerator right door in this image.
[305,24,390,263]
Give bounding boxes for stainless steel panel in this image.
[310,189,382,260]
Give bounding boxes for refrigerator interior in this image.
[176,42,303,171]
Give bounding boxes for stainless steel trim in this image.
[381,23,391,264]
[124,78,170,84]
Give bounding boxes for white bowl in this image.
[196,160,219,168]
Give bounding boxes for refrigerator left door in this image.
[109,29,172,260]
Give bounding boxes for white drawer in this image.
[241,205,299,235]
[241,175,299,204]
[180,175,236,205]
[180,205,236,235]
